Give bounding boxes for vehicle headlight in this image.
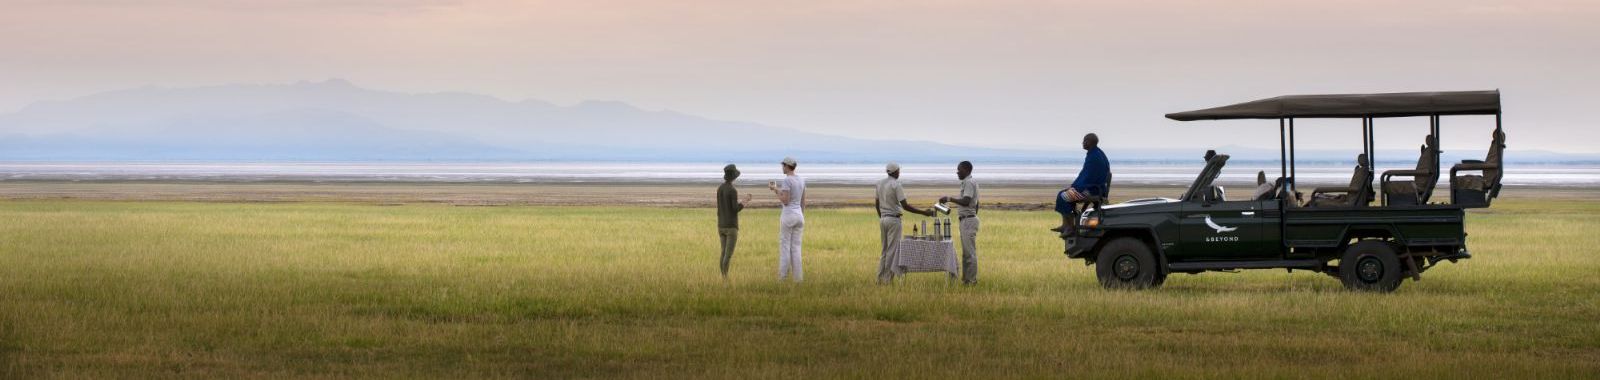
[1079,212,1101,229]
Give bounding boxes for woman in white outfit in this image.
[770,157,806,282]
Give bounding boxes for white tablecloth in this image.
[895,238,958,277]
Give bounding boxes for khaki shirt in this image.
[876,176,906,218]
[958,177,979,218]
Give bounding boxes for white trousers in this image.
[778,212,805,282]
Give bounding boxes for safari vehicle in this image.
[1062,90,1505,292]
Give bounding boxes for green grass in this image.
[1,199,1598,378]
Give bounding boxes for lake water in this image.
[0,161,1596,187]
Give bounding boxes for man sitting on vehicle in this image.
[1052,133,1110,232]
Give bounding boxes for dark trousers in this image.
[718,228,738,277]
[1056,188,1089,217]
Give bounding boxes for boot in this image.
[1049,213,1074,232]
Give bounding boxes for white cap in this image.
[885,162,901,173]
[781,157,797,167]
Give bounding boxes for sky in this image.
[2,0,1596,153]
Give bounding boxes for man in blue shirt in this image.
[1053,133,1110,232]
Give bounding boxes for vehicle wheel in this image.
[1339,240,1403,292]
[1095,237,1160,289]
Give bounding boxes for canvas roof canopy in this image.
[1165,90,1500,121]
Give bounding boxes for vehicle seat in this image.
[1450,128,1505,208]
[1252,171,1280,201]
[1381,134,1440,205]
[1309,154,1374,207]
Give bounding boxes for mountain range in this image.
[0,79,1593,163]
[0,79,1066,162]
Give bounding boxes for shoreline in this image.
[2,180,1596,207]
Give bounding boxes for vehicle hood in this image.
[1088,197,1181,218]
[1102,197,1178,210]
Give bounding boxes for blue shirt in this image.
[1071,147,1110,196]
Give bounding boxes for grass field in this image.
[2,199,1598,378]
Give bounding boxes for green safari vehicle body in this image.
[1063,90,1505,292]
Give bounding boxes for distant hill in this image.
[0,79,1063,162]
[0,79,1594,163]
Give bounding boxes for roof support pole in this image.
[1279,118,1287,183]
[1493,110,1504,200]
[1432,114,1440,140]
[1369,117,1377,174]
[1361,117,1372,170]
[1360,117,1368,162]
[1284,116,1300,251]
[1278,118,1290,255]
[1432,114,1440,170]
[1289,118,1297,189]
[1368,117,1377,206]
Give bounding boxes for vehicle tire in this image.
[1095,237,1160,289]
[1339,240,1403,292]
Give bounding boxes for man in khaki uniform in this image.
[940,161,980,285]
[876,162,936,284]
